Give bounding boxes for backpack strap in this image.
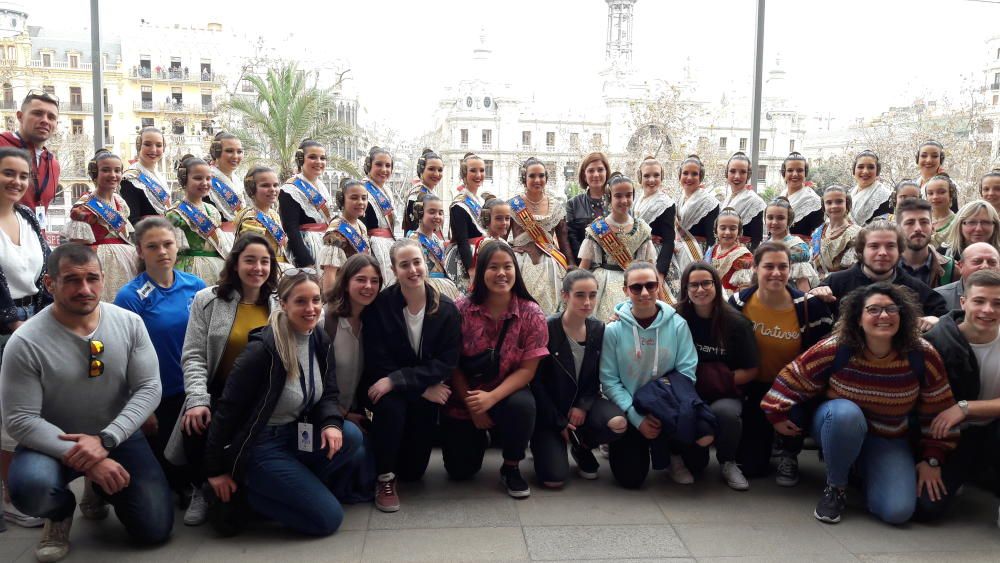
[907,348,926,387]
[827,345,853,380]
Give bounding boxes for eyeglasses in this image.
[687,280,714,291]
[864,305,901,317]
[961,220,995,228]
[627,281,660,295]
[25,88,60,105]
[88,339,105,378]
[282,267,318,278]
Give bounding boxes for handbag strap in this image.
[491,316,514,358]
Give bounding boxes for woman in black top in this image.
[120,127,171,224]
[446,152,488,290]
[566,152,610,258]
[782,152,824,240]
[531,269,625,488]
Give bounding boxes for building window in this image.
[69,87,82,111]
[68,54,79,69]
[4,116,14,130]
[521,130,531,148]
[41,53,51,66]
[546,132,555,149]
[6,46,13,61]
[757,165,767,182]
[171,87,182,105]
[172,120,184,135]
[460,128,468,147]
[564,161,578,180]
[201,120,214,134]
[141,117,154,128]
[1,83,11,108]
[739,137,747,151]
[72,183,89,200]
[103,120,110,141]
[993,94,998,106]
[719,137,727,151]
[570,132,579,149]
[200,61,212,80]
[789,139,796,152]
[201,93,213,112]
[759,138,767,152]
[484,159,494,180]
[102,88,109,111]
[43,85,55,96]
[482,129,492,149]
[240,79,254,93]
[71,119,83,135]
[591,133,602,147]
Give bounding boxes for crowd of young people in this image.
[1,90,1000,561]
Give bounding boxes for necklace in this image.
[525,192,545,205]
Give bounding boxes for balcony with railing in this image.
[28,60,121,72]
[130,67,222,84]
[62,102,114,114]
[134,101,217,114]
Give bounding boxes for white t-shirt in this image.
[0,212,44,299]
[972,331,1000,402]
[404,305,425,357]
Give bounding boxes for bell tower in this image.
[605,0,637,68]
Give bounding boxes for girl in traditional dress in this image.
[402,148,444,234]
[165,154,227,285]
[362,146,398,286]
[66,150,137,301]
[279,139,334,267]
[703,208,753,299]
[915,140,957,212]
[470,196,512,274]
[764,197,819,291]
[446,152,488,293]
[510,157,574,314]
[925,174,958,248]
[207,131,247,250]
[980,169,1000,216]
[878,180,922,224]
[633,156,676,291]
[319,178,372,295]
[235,166,290,268]
[811,185,861,278]
[408,192,460,299]
[781,152,823,240]
[678,154,720,251]
[120,127,170,225]
[721,152,764,250]
[850,150,893,225]
[579,173,657,322]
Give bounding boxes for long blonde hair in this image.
[942,200,1000,259]
[271,270,322,381]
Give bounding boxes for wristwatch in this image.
[958,400,969,416]
[99,431,115,450]
[925,457,940,468]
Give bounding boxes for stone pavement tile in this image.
[190,529,365,562]
[857,552,1000,562]
[399,451,525,500]
[516,490,668,526]
[673,522,849,558]
[697,555,860,563]
[342,502,373,531]
[361,526,529,561]
[368,496,518,529]
[523,525,688,560]
[1,537,34,563]
[822,517,1000,554]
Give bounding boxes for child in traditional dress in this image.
[235,166,290,269]
[811,185,861,278]
[165,154,228,285]
[763,197,819,291]
[319,178,373,296]
[703,208,753,299]
[408,193,460,299]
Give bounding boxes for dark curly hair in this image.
[833,281,922,354]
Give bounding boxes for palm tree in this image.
[225,62,359,180]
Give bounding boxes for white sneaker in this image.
[183,486,208,526]
[667,456,694,485]
[35,517,73,563]
[3,497,44,528]
[78,480,109,521]
[598,444,610,459]
[721,461,750,491]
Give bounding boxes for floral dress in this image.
[580,215,657,322]
[767,233,820,289]
[65,192,137,302]
[811,222,861,279]
[510,191,573,315]
[235,206,291,270]
[166,200,229,286]
[704,243,753,300]
[410,230,460,300]
[318,216,372,271]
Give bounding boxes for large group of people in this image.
[2,90,1000,561]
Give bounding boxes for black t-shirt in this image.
[685,311,758,371]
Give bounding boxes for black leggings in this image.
[147,392,191,493]
[441,388,535,480]
[737,381,803,478]
[608,423,710,489]
[369,390,438,480]
[531,398,624,484]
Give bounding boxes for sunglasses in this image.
[282,267,318,278]
[88,339,105,378]
[26,88,60,105]
[864,305,900,317]
[627,281,660,295]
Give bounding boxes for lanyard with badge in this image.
[15,134,49,229]
[297,337,318,452]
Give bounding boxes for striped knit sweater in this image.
[761,335,957,461]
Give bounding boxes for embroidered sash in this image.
[210,176,244,213]
[417,232,446,271]
[136,171,170,207]
[336,220,370,255]
[177,201,223,255]
[509,195,569,270]
[365,181,395,229]
[256,209,286,245]
[588,217,634,271]
[292,177,332,221]
[83,197,131,243]
[707,244,751,289]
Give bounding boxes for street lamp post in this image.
[749,0,765,188]
[90,0,104,151]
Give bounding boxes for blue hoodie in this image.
[599,300,698,428]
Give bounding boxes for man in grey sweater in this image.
[0,245,172,562]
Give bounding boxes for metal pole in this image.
[749,0,765,187]
[90,0,104,151]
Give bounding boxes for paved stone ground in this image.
[2,450,999,562]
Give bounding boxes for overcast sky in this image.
[32,0,1000,138]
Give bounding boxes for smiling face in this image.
[95,157,123,195]
[623,266,658,317]
[753,250,790,292]
[862,230,900,276]
[421,158,444,189]
[369,153,393,186]
[465,158,485,190]
[302,146,327,179]
[960,208,995,244]
[348,264,381,309]
[958,243,1000,276]
[0,156,30,207]
[783,159,806,190]
[524,163,547,195]
[715,214,741,247]
[252,171,281,208]
[680,162,702,191]
[563,277,598,319]
[237,243,272,292]
[137,226,177,273]
[765,205,789,238]
[138,131,164,167]
[860,293,900,341]
[640,162,662,191]
[421,199,445,232]
[918,145,942,175]
[610,181,633,217]
[726,159,748,189]
[686,269,717,308]
[584,160,607,191]
[483,249,516,295]
[962,284,1000,334]
[342,184,369,221]
[391,244,426,291]
[925,179,952,211]
[282,279,323,333]
[981,176,1000,212]
[218,138,244,173]
[823,190,849,221]
[854,156,878,188]
[488,204,512,238]
[184,163,212,201]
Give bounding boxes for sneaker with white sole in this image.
[500,465,531,498]
[814,485,846,524]
[570,445,600,480]
[184,485,209,526]
[375,474,400,513]
[775,455,800,487]
[667,456,694,485]
[35,517,73,563]
[721,461,750,491]
[78,480,109,521]
[3,498,43,528]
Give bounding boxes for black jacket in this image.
[204,325,343,480]
[923,310,979,402]
[566,193,606,260]
[729,285,833,351]
[531,315,604,431]
[361,284,461,397]
[819,263,948,317]
[0,205,52,329]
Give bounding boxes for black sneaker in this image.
[775,455,800,487]
[203,483,249,537]
[814,485,846,524]
[500,465,531,499]
[570,445,600,480]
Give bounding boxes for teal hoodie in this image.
[599,300,698,428]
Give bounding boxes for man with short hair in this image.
[809,220,948,329]
[896,198,955,289]
[923,270,1000,524]
[935,242,1000,311]
[0,91,61,219]
[0,245,171,561]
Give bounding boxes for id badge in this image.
[35,206,47,230]
[297,422,314,452]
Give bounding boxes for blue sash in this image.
[417,232,445,266]
[136,171,170,206]
[461,193,482,216]
[83,197,129,238]
[336,221,370,254]
[291,177,329,217]
[256,210,286,244]
[429,272,448,279]
[811,225,823,258]
[178,201,218,240]
[704,245,715,263]
[365,181,395,222]
[210,176,243,212]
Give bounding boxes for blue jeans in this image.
[8,432,173,544]
[812,399,916,525]
[242,421,365,536]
